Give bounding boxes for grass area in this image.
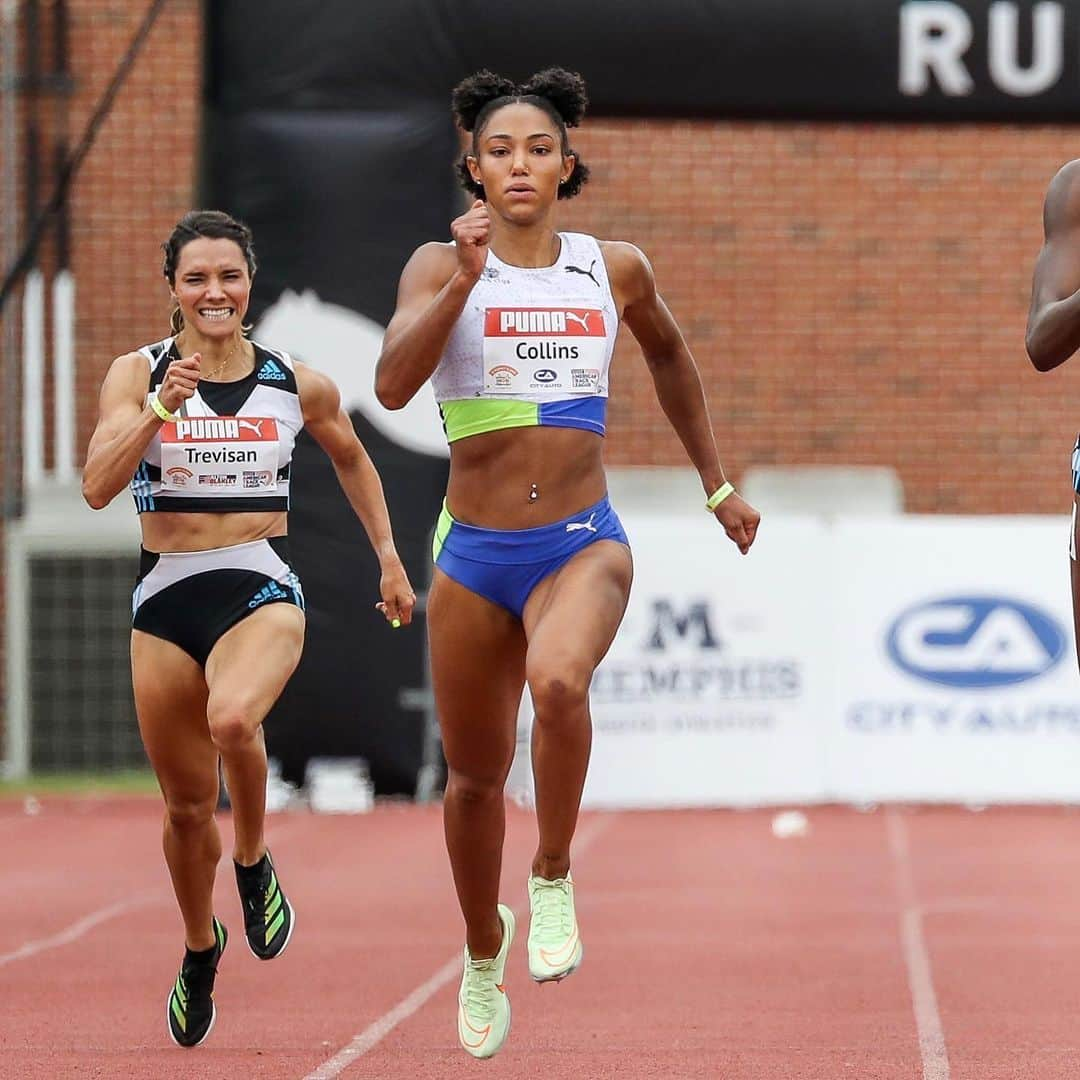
[0,770,158,798]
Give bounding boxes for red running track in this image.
[1,797,1078,1079]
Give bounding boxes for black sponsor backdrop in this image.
[204,104,456,793]
[208,0,1080,122]
[204,0,1077,792]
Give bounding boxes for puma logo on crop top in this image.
[431,233,618,443]
[129,337,303,513]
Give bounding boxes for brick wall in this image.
[69,0,202,440]
[558,121,1076,514]
[58,96,1080,517]
[0,0,201,756]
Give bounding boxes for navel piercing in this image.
[529,483,539,502]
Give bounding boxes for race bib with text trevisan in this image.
[482,307,606,395]
[159,416,279,494]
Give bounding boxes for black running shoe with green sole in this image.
[235,850,295,960]
[167,917,227,1048]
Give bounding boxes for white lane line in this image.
[0,820,298,971]
[886,809,951,1080]
[0,892,158,970]
[302,811,618,1079]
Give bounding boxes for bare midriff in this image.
[139,510,287,554]
[446,426,607,529]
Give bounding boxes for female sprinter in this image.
[375,69,759,1058]
[82,210,415,1048]
[1028,159,1080,670]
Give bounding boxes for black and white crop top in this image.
[130,337,304,513]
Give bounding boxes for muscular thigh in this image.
[427,568,527,776]
[204,602,305,713]
[131,630,216,798]
[523,539,633,677]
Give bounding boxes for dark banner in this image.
[208,0,1080,122]
[204,107,456,794]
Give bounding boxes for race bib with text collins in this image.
[482,307,606,395]
[159,416,279,493]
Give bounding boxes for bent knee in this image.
[165,794,216,831]
[528,665,592,720]
[207,700,262,753]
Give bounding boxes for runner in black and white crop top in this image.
[81,210,415,1051]
[130,336,303,513]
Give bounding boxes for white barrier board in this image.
[582,515,833,807]
[828,516,1079,802]
[563,512,1079,807]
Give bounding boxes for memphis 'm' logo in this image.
[645,599,721,651]
[485,308,601,336]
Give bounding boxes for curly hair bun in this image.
[452,70,519,131]
[519,68,588,127]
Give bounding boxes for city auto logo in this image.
[885,595,1065,688]
[533,369,558,383]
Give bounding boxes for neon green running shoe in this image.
[235,850,294,960]
[527,873,582,982]
[167,917,227,1048]
[457,903,515,1059]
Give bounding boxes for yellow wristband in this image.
[149,394,175,423]
[705,481,735,512]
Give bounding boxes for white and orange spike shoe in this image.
[527,873,583,982]
[457,904,515,1059]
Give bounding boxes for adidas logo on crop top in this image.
[130,337,303,513]
[432,233,619,445]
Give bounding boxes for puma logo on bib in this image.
[483,308,606,395]
[159,416,280,493]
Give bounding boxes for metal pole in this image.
[52,268,74,480]
[52,0,74,481]
[22,268,44,488]
[0,0,27,776]
[2,0,22,519]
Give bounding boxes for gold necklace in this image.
[201,339,243,381]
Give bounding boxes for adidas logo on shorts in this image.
[248,581,289,610]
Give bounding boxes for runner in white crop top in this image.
[81,211,415,1048]
[431,230,619,442]
[375,68,760,1060]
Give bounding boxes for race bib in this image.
[482,307,606,395]
[159,416,279,493]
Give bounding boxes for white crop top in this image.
[431,232,619,442]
